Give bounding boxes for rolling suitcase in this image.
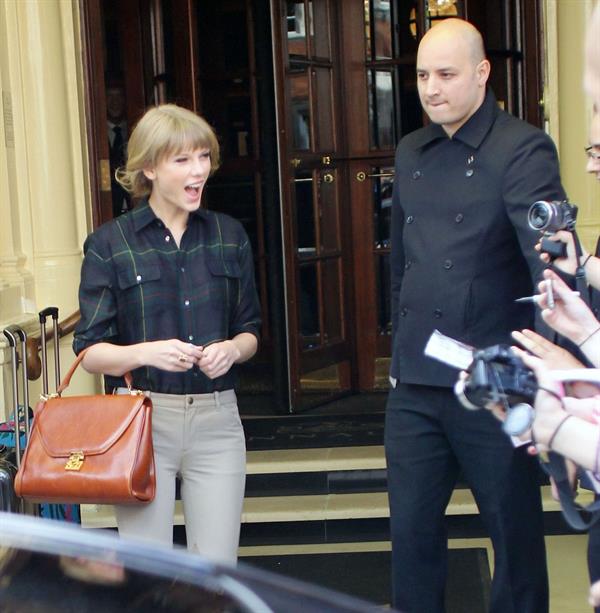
[36,308,80,523]
[1,325,33,513]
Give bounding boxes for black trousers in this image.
[385,383,548,613]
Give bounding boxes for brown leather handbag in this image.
[14,349,155,505]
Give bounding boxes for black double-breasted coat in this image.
[390,90,566,387]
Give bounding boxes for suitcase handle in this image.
[38,307,61,396]
[3,326,31,467]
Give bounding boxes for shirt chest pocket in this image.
[206,258,242,311]
[117,261,162,289]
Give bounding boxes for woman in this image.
[73,104,261,564]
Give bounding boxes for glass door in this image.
[273,0,353,410]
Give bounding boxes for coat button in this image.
[136,274,142,282]
[400,308,408,317]
[465,169,474,177]
[444,259,453,270]
[455,213,464,223]
[412,170,421,179]
[406,215,414,224]
[404,260,411,270]
[434,309,443,318]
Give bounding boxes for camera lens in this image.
[528,201,552,231]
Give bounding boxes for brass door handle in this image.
[356,171,395,182]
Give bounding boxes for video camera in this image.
[454,344,538,435]
[527,200,578,259]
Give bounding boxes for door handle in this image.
[356,171,395,182]
[322,172,335,183]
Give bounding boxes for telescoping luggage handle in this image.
[39,307,60,396]
[2,326,31,468]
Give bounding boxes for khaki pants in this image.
[114,389,246,564]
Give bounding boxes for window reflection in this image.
[299,264,320,344]
[368,70,395,149]
[313,67,334,151]
[365,0,392,60]
[372,167,394,248]
[322,258,342,342]
[375,253,392,335]
[295,170,316,253]
[290,69,311,150]
[287,2,307,57]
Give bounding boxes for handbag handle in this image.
[55,348,134,396]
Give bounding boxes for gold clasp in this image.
[40,392,59,401]
[65,452,84,471]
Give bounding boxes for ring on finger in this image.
[177,353,187,363]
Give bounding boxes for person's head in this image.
[584,3,600,109]
[416,18,490,137]
[106,86,126,123]
[116,104,220,198]
[586,111,600,180]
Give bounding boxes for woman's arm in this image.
[82,340,204,376]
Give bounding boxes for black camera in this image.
[528,200,578,259]
[454,345,538,435]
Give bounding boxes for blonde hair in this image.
[116,104,220,198]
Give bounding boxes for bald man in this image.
[385,19,565,613]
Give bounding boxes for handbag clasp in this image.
[65,451,84,471]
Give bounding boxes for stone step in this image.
[80,484,591,529]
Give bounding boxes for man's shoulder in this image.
[491,110,551,147]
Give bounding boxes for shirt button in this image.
[180,267,185,273]
[412,170,421,179]
[400,308,408,317]
[404,260,411,270]
[406,215,414,224]
[136,274,142,282]
[465,169,474,177]
[434,309,443,318]
[444,259,453,270]
[188,335,194,341]
[187,397,194,406]
[455,214,464,223]
[184,300,190,306]
[165,235,171,242]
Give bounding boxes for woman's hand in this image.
[197,340,241,379]
[143,339,204,372]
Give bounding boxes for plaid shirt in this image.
[73,200,261,394]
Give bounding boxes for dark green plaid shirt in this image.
[73,200,261,394]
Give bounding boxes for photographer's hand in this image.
[516,349,600,472]
[536,230,582,274]
[536,271,600,366]
[511,329,584,370]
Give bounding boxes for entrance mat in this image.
[242,413,385,450]
[242,548,491,612]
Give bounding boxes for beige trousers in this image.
[114,389,246,564]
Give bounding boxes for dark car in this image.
[0,513,389,612]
